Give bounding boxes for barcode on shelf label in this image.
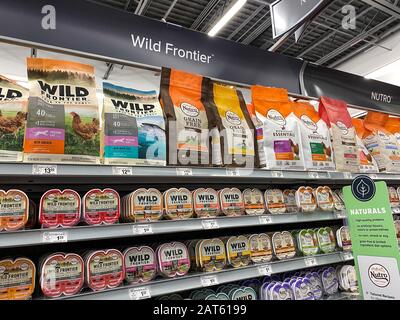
[336,211,347,219]
[42,231,68,243]
[129,287,151,300]
[308,172,319,179]
[258,264,272,276]
[342,252,354,261]
[133,225,153,235]
[344,172,353,179]
[259,215,273,224]
[202,219,219,230]
[112,166,133,176]
[271,171,283,178]
[226,168,240,177]
[176,168,193,176]
[369,174,378,179]
[32,164,57,175]
[305,257,317,267]
[201,275,219,287]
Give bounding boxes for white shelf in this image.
[0,163,394,184]
[0,211,345,248]
[55,252,353,300]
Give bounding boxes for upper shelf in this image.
[0,163,395,185]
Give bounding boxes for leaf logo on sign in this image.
[351,175,376,202]
[357,180,369,198]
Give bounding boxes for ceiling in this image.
[90,0,400,68]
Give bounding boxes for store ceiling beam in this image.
[316,16,396,65]
[227,3,267,40]
[240,15,271,45]
[162,0,179,21]
[296,7,373,58]
[361,0,400,19]
[329,22,400,68]
[190,0,222,30]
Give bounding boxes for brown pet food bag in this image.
[159,67,217,166]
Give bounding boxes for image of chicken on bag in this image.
[0,75,28,162]
[102,82,166,166]
[24,58,100,164]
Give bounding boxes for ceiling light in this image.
[208,0,247,37]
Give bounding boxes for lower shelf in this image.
[54,251,354,301]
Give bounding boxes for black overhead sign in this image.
[270,0,330,39]
[301,63,400,115]
[0,0,303,93]
[0,0,399,114]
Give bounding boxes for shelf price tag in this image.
[226,168,240,177]
[133,225,153,235]
[308,172,320,179]
[369,173,378,180]
[112,166,133,176]
[304,257,317,267]
[258,264,273,276]
[202,219,219,230]
[201,275,219,287]
[336,210,347,219]
[271,171,283,178]
[129,287,151,300]
[342,252,354,261]
[32,164,57,175]
[42,231,68,243]
[176,168,193,176]
[344,172,353,179]
[259,215,273,225]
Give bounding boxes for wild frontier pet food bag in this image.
[318,97,358,172]
[252,86,304,170]
[0,75,28,162]
[293,101,334,171]
[160,67,216,166]
[24,58,100,164]
[363,111,400,172]
[102,82,166,166]
[207,81,257,167]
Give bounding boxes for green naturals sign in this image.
[343,176,400,300]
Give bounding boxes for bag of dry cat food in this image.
[24,58,100,164]
[363,111,400,172]
[247,103,265,167]
[159,67,217,166]
[352,118,379,173]
[102,82,166,166]
[318,97,358,172]
[252,86,304,170]
[384,116,400,146]
[293,101,334,171]
[0,75,28,162]
[206,81,258,167]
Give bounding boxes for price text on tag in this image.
[112,167,133,176]
[176,168,193,176]
[259,215,273,224]
[258,264,273,276]
[129,287,151,300]
[271,171,283,178]
[32,164,57,175]
[308,172,319,179]
[343,252,354,261]
[133,225,153,235]
[201,275,219,287]
[42,231,68,243]
[202,219,220,230]
[305,257,317,267]
[226,168,240,177]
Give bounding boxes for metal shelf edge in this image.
[56,252,353,300]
